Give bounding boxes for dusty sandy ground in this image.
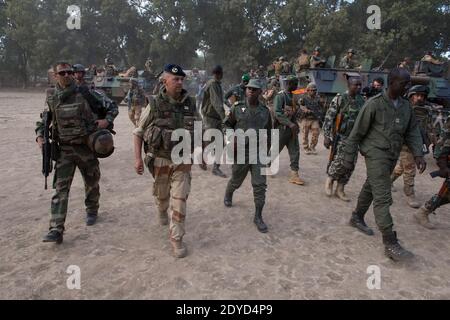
[0,90,449,300]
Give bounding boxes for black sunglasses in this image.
[58,70,73,76]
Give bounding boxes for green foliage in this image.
[0,0,448,86]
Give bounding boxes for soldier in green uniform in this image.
[224,73,250,106]
[323,75,364,201]
[134,64,200,258]
[414,106,450,229]
[200,65,227,177]
[125,78,147,127]
[223,79,272,233]
[339,68,426,262]
[298,83,324,155]
[274,75,305,185]
[36,62,118,244]
[391,85,433,208]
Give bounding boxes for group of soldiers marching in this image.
[37,57,449,263]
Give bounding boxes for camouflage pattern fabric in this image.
[391,146,416,196]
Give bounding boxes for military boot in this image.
[288,170,305,185]
[254,205,268,233]
[382,231,414,262]
[212,163,227,178]
[349,211,374,236]
[86,213,98,226]
[43,229,63,244]
[335,183,350,202]
[325,177,334,196]
[170,239,187,258]
[414,206,435,229]
[158,210,169,226]
[224,189,233,207]
[406,194,421,209]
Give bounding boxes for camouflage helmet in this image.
[87,129,115,158]
[314,46,321,52]
[347,48,356,54]
[72,64,85,73]
[408,85,429,98]
[279,56,285,61]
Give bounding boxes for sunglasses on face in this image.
[58,70,73,76]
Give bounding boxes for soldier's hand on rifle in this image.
[96,119,109,129]
[135,157,144,175]
[36,136,44,149]
[324,137,331,149]
[415,156,427,174]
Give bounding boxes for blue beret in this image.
[164,64,186,77]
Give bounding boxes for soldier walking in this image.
[223,79,272,233]
[323,75,364,201]
[338,68,426,262]
[133,64,199,258]
[274,75,305,185]
[200,65,227,177]
[391,85,433,208]
[125,78,147,127]
[298,83,324,155]
[36,62,118,244]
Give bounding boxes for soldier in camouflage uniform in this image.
[200,65,227,177]
[339,49,360,69]
[274,75,305,185]
[125,78,147,127]
[310,47,326,68]
[104,57,118,77]
[338,68,426,262]
[224,73,250,106]
[262,78,280,126]
[134,64,200,258]
[414,110,449,229]
[323,76,364,201]
[297,83,324,155]
[36,62,118,244]
[391,85,433,208]
[223,79,272,233]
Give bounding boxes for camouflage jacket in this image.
[297,94,324,121]
[323,92,365,140]
[126,86,146,108]
[36,82,118,140]
[343,92,423,162]
[433,113,450,158]
[225,84,246,104]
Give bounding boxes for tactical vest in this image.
[50,92,97,144]
[143,94,196,159]
[299,95,321,120]
[337,94,364,137]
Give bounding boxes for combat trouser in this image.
[50,144,100,232]
[300,118,320,150]
[152,157,192,242]
[225,160,267,207]
[391,146,416,196]
[354,158,396,234]
[278,126,300,172]
[327,139,357,185]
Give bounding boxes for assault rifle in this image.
[428,169,450,211]
[41,110,53,189]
